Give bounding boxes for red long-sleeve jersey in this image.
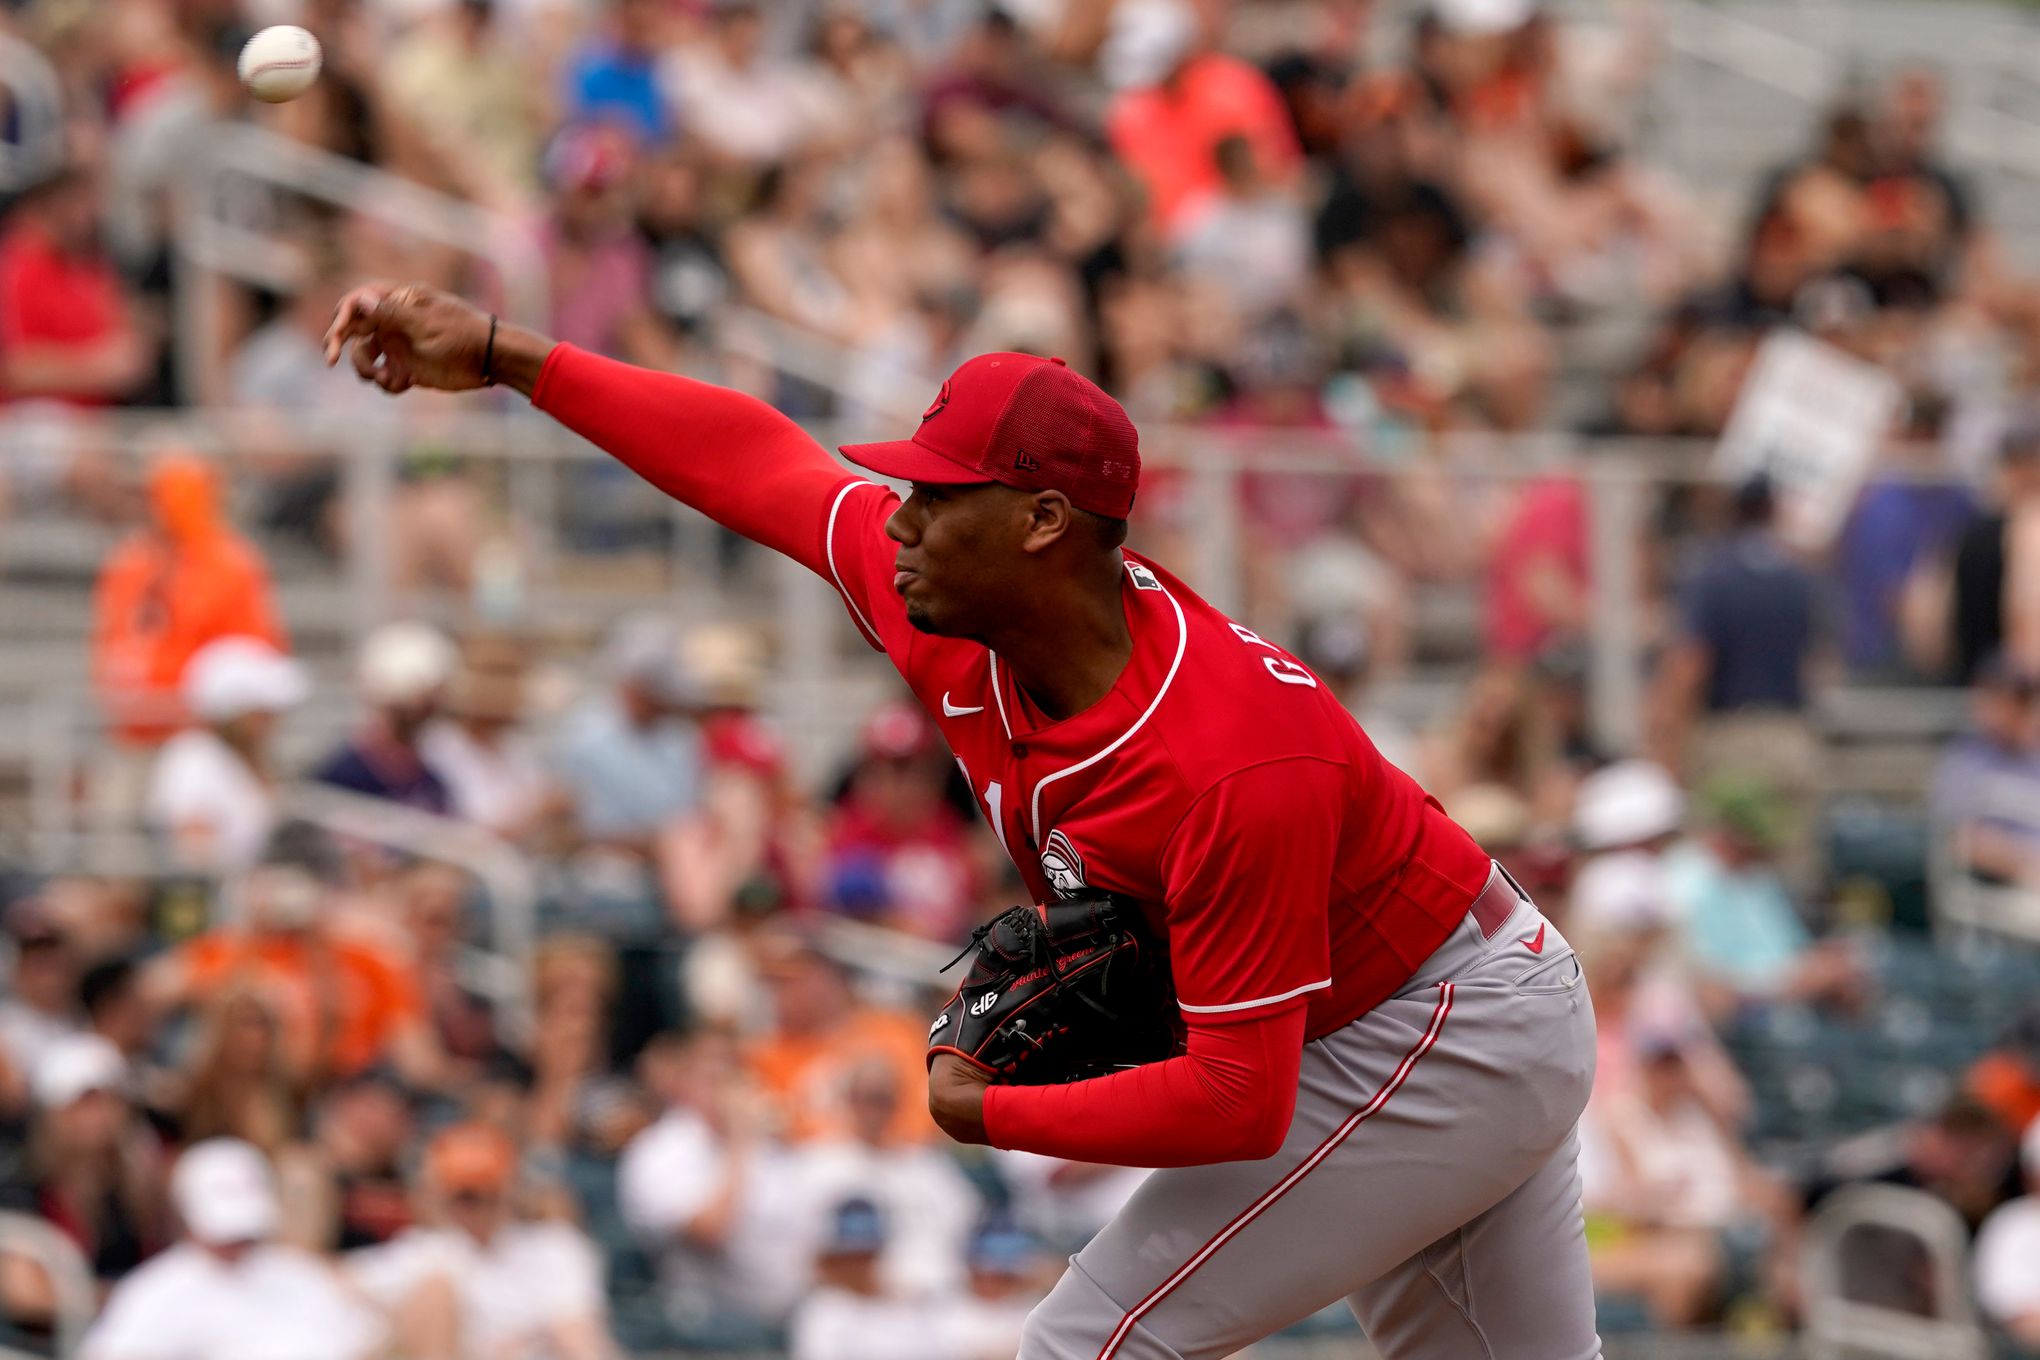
[533,346,1494,1166]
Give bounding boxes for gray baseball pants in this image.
[1019,864,1601,1359]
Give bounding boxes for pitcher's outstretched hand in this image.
[322,282,492,394]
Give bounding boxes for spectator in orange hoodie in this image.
[91,452,288,744]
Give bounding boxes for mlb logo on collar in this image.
[1126,561,1162,592]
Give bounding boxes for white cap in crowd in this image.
[603,614,700,708]
[1573,761,1685,852]
[1569,850,1675,937]
[1433,0,1535,35]
[182,636,310,723]
[173,1139,279,1247]
[358,622,458,707]
[33,1033,130,1109]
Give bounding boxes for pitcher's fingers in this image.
[323,286,388,364]
[351,332,385,385]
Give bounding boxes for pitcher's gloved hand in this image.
[926,894,1179,1088]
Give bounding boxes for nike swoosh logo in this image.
[1522,923,1547,955]
[941,693,985,718]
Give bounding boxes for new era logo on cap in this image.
[840,354,1141,520]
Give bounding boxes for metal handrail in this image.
[0,1210,95,1359]
[1658,0,2040,188]
[279,784,538,1045]
[0,33,63,192]
[1800,1182,1990,1360]
[170,124,550,406]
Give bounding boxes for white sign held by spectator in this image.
[1716,330,1903,551]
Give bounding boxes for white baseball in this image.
[238,26,322,103]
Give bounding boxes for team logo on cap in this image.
[1040,829,1086,899]
[922,380,952,422]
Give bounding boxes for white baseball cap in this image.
[1433,0,1535,35]
[1573,761,1686,851]
[182,636,310,723]
[1569,851,1674,936]
[358,622,458,707]
[32,1033,129,1109]
[173,1139,279,1246]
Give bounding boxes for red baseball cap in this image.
[839,353,1141,520]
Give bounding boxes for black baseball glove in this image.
[926,894,1179,1084]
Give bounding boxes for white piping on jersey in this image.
[1026,564,1188,845]
[988,655,1013,740]
[1178,978,1331,1014]
[826,480,884,650]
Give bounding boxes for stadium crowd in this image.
[8,0,2040,1354]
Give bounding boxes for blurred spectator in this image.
[172,991,303,1155]
[525,936,643,1160]
[150,858,444,1088]
[550,615,703,850]
[0,901,83,1079]
[932,1219,1049,1360]
[542,126,678,368]
[665,626,821,930]
[1836,416,1978,679]
[1931,654,2040,885]
[79,957,153,1072]
[1649,478,1824,882]
[1974,1114,2040,1351]
[0,1035,164,1319]
[386,0,543,208]
[422,637,558,839]
[395,862,501,1066]
[145,636,308,874]
[1171,136,1311,321]
[788,1198,943,1360]
[744,932,930,1145]
[315,622,458,815]
[78,1139,384,1360]
[620,1030,803,1335]
[665,3,823,168]
[280,1071,416,1253]
[91,454,288,747]
[637,149,732,345]
[787,1057,977,1299]
[1485,476,1588,668]
[0,166,150,408]
[1661,776,1867,1017]
[560,0,672,144]
[1105,20,1299,235]
[1801,1094,2020,1248]
[350,1122,618,1360]
[822,702,985,943]
[1572,759,1686,868]
[1951,423,2040,684]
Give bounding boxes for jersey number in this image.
[1230,624,1319,688]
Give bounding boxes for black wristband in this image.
[481,314,498,387]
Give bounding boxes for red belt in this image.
[1469,862,1529,940]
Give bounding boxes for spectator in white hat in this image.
[0,1035,165,1330]
[1975,1114,2040,1349]
[79,1139,385,1360]
[315,622,459,816]
[145,636,309,874]
[1572,759,1686,862]
[549,613,705,850]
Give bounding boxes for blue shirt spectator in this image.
[1838,475,1977,675]
[548,616,703,843]
[1677,482,1822,712]
[1931,656,2040,882]
[562,43,669,145]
